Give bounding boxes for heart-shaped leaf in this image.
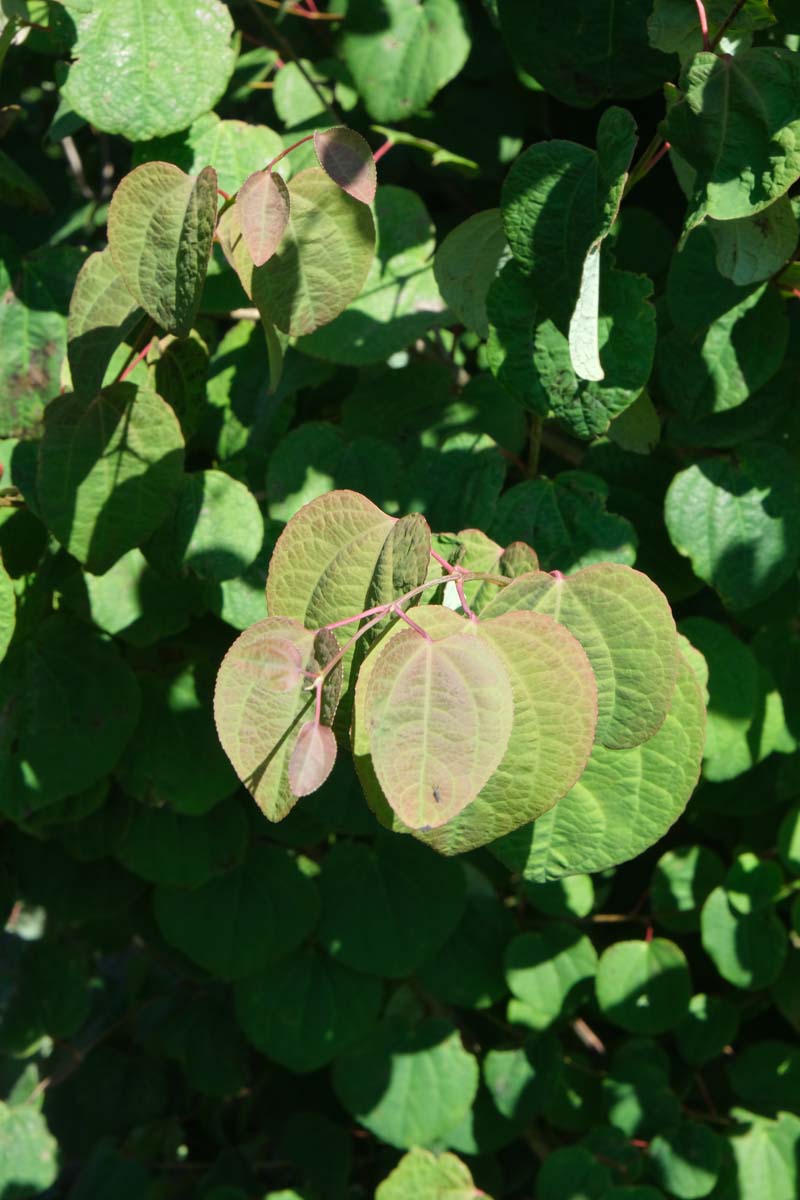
[288,721,338,797]
[236,169,291,268]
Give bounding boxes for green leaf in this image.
[360,622,514,829]
[250,168,375,337]
[481,563,678,749]
[484,1032,562,1121]
[710,197,798,286]
[339,0,471,123]
[314,126,377,205]
[416,884,517,1009]
[115,800,248,887]
[132,111,285,196]
[316,835,466,978]
[595,938,691,1034]
[778,805,800,874]
[376,1148,487,1200]
[679,617,759,781]
[107,161,218,337]
[214,616,339,820]
[298,185,445,364]
[665,444,800,610]
[144,469,263,582]
[492,657,705,880]
[729,1040,800,1113]
[666,49,800,221]
[728,1110,800,1200]
[332,1017,479,1149]
[154,843,319,980]
[235,945,383,1074]
[650,845,726,933]
[0,558,15,662]
[434,209,508,339]
[701,885,787,989]
[37,383,185,575]
[649,1123,722,1200]
[497,0,675,108]
[486,260,543,412]
[370,125,480,175]
[236,169,291,268]
[675,993,740,1067]
[0,240,85,437]
[62,0,236,141]
[534,1147,612,1200]
[649,0,776,57]
[0,615,140,817]
[0,1103,58,1197]
[727,852,783,914]
[352,605,599,854]
[67,249,146,400]
[501,108,637,332]
[490,474,637,572]
[505,924,597,1030]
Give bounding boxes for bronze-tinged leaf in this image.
[236,169,291,268]
[289,721,338,796]
[313,126,377,205]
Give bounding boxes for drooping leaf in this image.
[361,623,514,829]
[154,842,319,981]
[236,170,291,268]
[214,616,339,820]
[235,946,383,1074]
[66,249,145,400]
[37,383,185,575]
[298,186,446,363]
[288,721,337,797]
[61,0,237,141]
[433,209,508,339]
[497,0,676,108]
[492,657,705,880]
[132,111,285,195]
[481,563,678,748]
[332,1018,479,1149]
[338,0,471,123]
[665,443,800,610]
[376,1148,486,1200]
[501,107,637,332]
[107,162,218,337]
[666,48,800,223]
[251,168,375,336]
[314,126,377,205]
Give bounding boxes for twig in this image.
[247,1,343,124]
[61,135,95,200]
[252,0,343,19]
[709,0,746,49]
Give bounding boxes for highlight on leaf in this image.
[289,720,338,796]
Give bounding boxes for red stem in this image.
[265,132,315,173]
[118,338,153,383]
[646,141,671,173]
[694,0,710,50]
[373,138,394,164]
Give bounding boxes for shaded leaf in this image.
[67,249,145,400]
[314,126,377,205]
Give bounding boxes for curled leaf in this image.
[289,721,338,797]
[236,169,291,268]
[314,126,377,205]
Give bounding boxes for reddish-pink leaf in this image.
[236,169,291,267]
[261,636,304,691]
[289,721,338,797]
[313,126,377,206]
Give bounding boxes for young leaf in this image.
[375,1148,485,1200]
[236,169,291,268]
[66,248,145,400]
[482,563,678,748]
[213,616,324,820]
[493,657,706,881]
[314,127,377,205]
[251,168,375,337]
[363,625,514,829]
[37,383,185,575]
[288,721,337,797]
[107,161,218,337]
[61,0,237,141]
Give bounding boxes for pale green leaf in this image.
[66,248,145,400]
[569,243,603,381]
[664,443,800,610]
[251,168,375,336]
[132,111,286,195]
[107,161,218,337]
[62,0,237,141]
[492,658,705,880]
[481,563,678,748]
[37,383,185,574]
[339,0,471,123]
[376,1148,486,1200]
[370,124,479,175]
[701,885,787,989]
[0,1103,58,1197]
[679,617,759,782]
[710,197,798,286]
[433,209,508,339]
